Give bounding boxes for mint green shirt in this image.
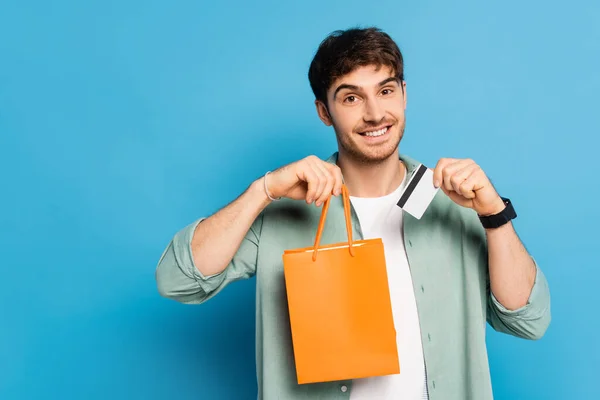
[155,152,551,400]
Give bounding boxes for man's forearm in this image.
[191,177,271,277]
[486,221,537,310]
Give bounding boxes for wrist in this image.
[478,197,506,217]
[250,177,274,208]
[263,171,282,201]
[478,196,517,229]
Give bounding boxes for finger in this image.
[314,163,334,206]
[459,167,486,199]
[300,165,320,204]
[442,159,474,193]
[309,162,327,204]
[452,164,479,198]
[327,164,344,196]
[433,158,457,187]
[446,189,472,208]
[440,159,461,193]
[447,162,475,194]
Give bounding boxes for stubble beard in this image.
[335,118,406,165]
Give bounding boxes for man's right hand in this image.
[265,156,344,207]
[161,155,343,283]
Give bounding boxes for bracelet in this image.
[264,171,281,201]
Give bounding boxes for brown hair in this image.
[308,27,405,107]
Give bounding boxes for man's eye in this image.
[381,89,394,95]
[344,96,357,103]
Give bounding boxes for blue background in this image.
[1,0,598,399]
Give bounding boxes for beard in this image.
[333,117,406,165]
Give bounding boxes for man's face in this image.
[316,64,407,164]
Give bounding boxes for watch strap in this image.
[478,197,517,229]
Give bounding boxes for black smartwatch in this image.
[478,197,517,229]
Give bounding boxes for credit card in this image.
[397,164,440,219]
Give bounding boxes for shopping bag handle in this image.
[312,184,355,262]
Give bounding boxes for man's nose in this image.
[363,98,385,123]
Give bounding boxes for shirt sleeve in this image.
[461,205,551,340]
[486,256,552,340]
[155,214,263,305]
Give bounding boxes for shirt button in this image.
[341,385,348,392]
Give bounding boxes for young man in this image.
[155,27,551,400]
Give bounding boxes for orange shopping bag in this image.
[282,184,400,385]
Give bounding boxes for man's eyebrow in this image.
[332,77,400,100]
[333,84,360,100]
[378,77,400,87]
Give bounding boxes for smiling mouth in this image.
[358,125,392,137]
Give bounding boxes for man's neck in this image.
[337,150,406,198]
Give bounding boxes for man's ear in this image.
[315,100,333,126]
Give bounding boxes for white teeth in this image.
[364,127,388,137]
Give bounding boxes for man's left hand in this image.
[432,158,506,217]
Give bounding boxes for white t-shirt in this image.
[349,171,429,400]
